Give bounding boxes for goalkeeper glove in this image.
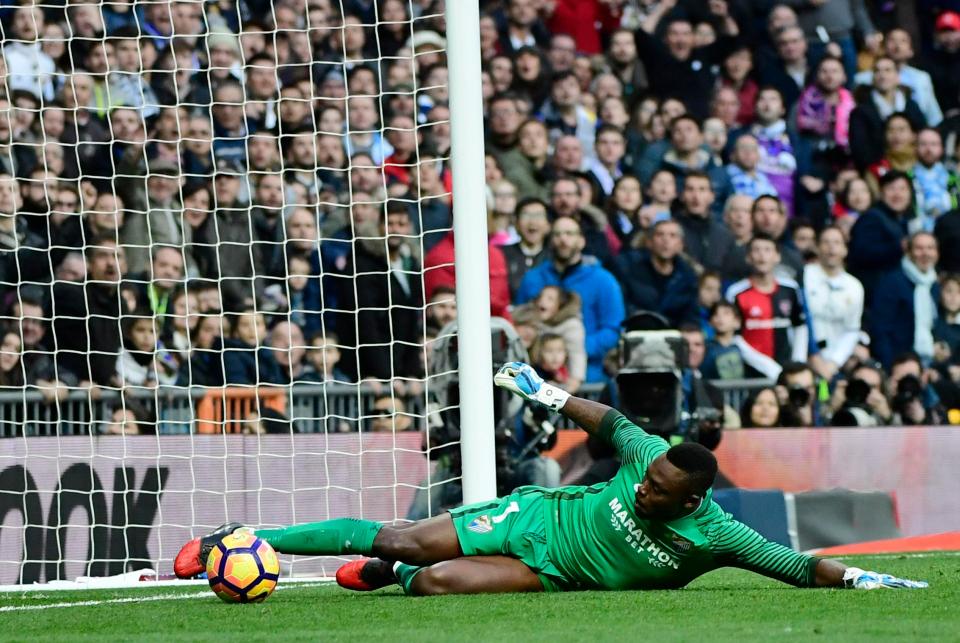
[494,361,570,412]
[842,567,929,590]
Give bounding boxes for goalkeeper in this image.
[175,362,927,593]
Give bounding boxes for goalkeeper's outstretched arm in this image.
[493,361,614,437]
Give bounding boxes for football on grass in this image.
[206,531,280,603]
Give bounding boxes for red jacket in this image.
[423,231,512,321]
[546,0,622,55]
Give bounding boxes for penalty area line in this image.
[0,581,329,613]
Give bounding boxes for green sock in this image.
[255,519,382,555]
[394,562,425,595]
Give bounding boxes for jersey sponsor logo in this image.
[743,318,792,330]
[467,515,493,534]
[608,498,680,570]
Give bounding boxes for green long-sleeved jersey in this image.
[541,411,819,590]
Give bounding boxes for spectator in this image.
[925,11,960,115]
[734,88,800,213]
[367,394,414,433]
[934,274,960,358]
[301,331,349,383]
[795,56,853,186]
[540,71,597,157]
[793,0,880,79]
[639,115,731,212]
[776,362,820,427]
[269,321,308,384]
[587,125,626,196]
[515,216,624,382]
[886,352,944,425]
[935,205,960,274]
[530,332,571,389]
[870,232,940,368]
[222,310,284,386]
[498,0,551,55]
[504,119,551,201]
[341,205,423,382]
[425,286,457,336]
[727,134,779,200]
[605,175,644,247]
[0,331,25,389]
[635,3,742,119]
[673,171,735,274]
[739,387,782,428]
[848,170,917,300]
[612,219,698,327]
[702,301,744,380]
[913,128,958,221]
[752,195,805,280]
[854,28,943,127]
[424,228,512,321]
[637,169,676,231]
[758,25,809,110]
[115,313,178,388]
[849,56,927,173]
[804,227,865,380]
[523,285,586,392]
[719,46,758,126]
[831,361,893,427]
[864,114,919,195]
[51,237,129,387]
[3,6,56,102]
[726,233,809,366]
[502,198,551,297]
[605,28,648,102]
[548,177,612,264]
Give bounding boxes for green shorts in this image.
[449,487,570,592]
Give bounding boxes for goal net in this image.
[0,0,481,584]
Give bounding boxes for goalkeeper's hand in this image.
[843,567,929,590]
[494,361,570,411]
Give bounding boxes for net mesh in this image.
[0,0,463,584]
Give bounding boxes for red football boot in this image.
[173,522,245,579]
[335,558,396,591]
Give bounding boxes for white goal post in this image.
[0,0,494,585]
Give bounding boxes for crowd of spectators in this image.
[1,0,960,435]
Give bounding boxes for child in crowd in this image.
[697,271,722,339]
[530,332,570,388]
[934,274,960,367]
[116,314,179,388]
[532,285,586,392]
[303,330,349,382]
[222,309,284,385]
[703,301,783,381]
[166,288,199,354]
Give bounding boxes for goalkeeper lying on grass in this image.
[175,362,928,594]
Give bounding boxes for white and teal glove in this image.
[842,567,929,590]
[494,361,570,412]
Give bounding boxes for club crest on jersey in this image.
[671,534,692,553]
[467,515,493,534]
[779,300,792,316]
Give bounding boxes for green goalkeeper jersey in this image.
[541,411,819,590]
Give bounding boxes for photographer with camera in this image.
[886,352,945,426]
[831,361,892,427]
[776,362,823,427]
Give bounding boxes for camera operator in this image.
[886,352,945,425]
[776,362,823,427]
[831,362,892,427]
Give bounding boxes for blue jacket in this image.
[869,267,940,369]
[611,249,699,327]
[222,339,285,386]
[848,203,912,301]
[516,257,625,382]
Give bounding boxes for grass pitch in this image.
[1,554,957,642]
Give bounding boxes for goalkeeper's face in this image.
[633,455,701,521]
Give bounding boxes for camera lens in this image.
[788,386,811,407]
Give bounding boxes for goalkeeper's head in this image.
[634,443,718,521]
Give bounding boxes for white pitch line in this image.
[0,581,329,613]
[0,591,208,613]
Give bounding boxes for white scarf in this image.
[900,256,938,360]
